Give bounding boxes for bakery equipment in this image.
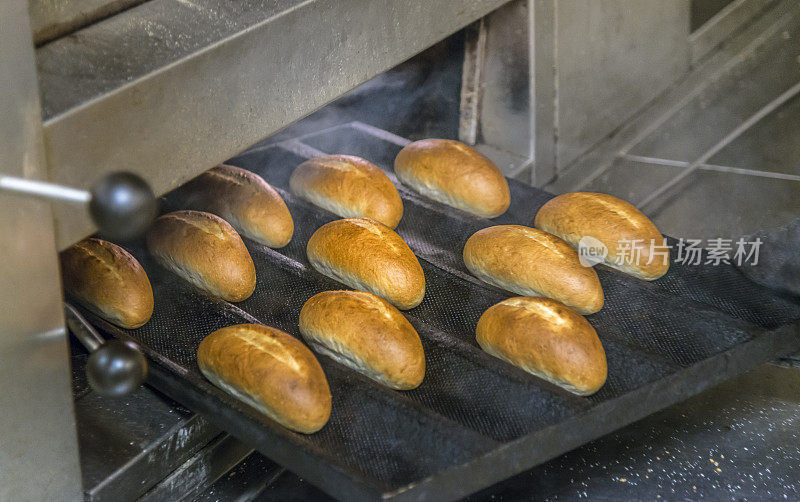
[73,122,800,501]
[65,303,148,397]
[2,1,510,497]
[68,339,243,502]
[3,0,795,500]
[0,172,157,240]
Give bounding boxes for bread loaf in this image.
[146,210,256,301]
[394,139,510,218]
[290,155,403,229]
[299,290,425,389]
[534,192,669,280]
[463,225,604,314]
[183,164,293,248]
[197,324,331,433]
[60,238,154,328]
[306,218,425,310]
[476,297,607,395]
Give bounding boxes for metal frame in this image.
[459,0,537,181]
[635,81,800,211]
[4,1,765,497]
[0,2,82,500]
[545,0,799,195]
[690,0,776,64]
[35,0,511,250]
[549,0,800,217]
[28,0,148,45]
[459,0,690,186]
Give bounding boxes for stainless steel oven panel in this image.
[0,1,81,500]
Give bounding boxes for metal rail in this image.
[622,154,800,182]
[637,80,800,211]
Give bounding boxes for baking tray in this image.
[80,122,800,501]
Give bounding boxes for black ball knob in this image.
[90,172,157,241]
[86,340,148,397]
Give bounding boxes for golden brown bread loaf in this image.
[290,155,404,229]
[60,238,154,329]
[534,192,669,280]
[299,290,425,389]
[197,324,331,433]
[476,297,607,395]
[146,210,256,302]
[183,164,293,248]
[306,218,425,310]
[463,225,604,314]
[394,139,510,218]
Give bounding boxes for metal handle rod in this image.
[64,303,104,352]
[0,175,91,203]
[63,302,149,397]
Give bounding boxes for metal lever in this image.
[0,171,157,241]
[64,303,148,397]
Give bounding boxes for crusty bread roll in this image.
[183,165,293,248]
[306,218,425,310]
[290,155,404,229]
[534,192,669,280]
[394,139,510,218]
[146,210,256,302]
[463,225,604,314]
[60,238,154,329]
[299,290,425,389]
[197,324,331,433]
[477,297,607,395]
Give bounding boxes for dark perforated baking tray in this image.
[80,122,800,501]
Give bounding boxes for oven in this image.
[2,0,799,500]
